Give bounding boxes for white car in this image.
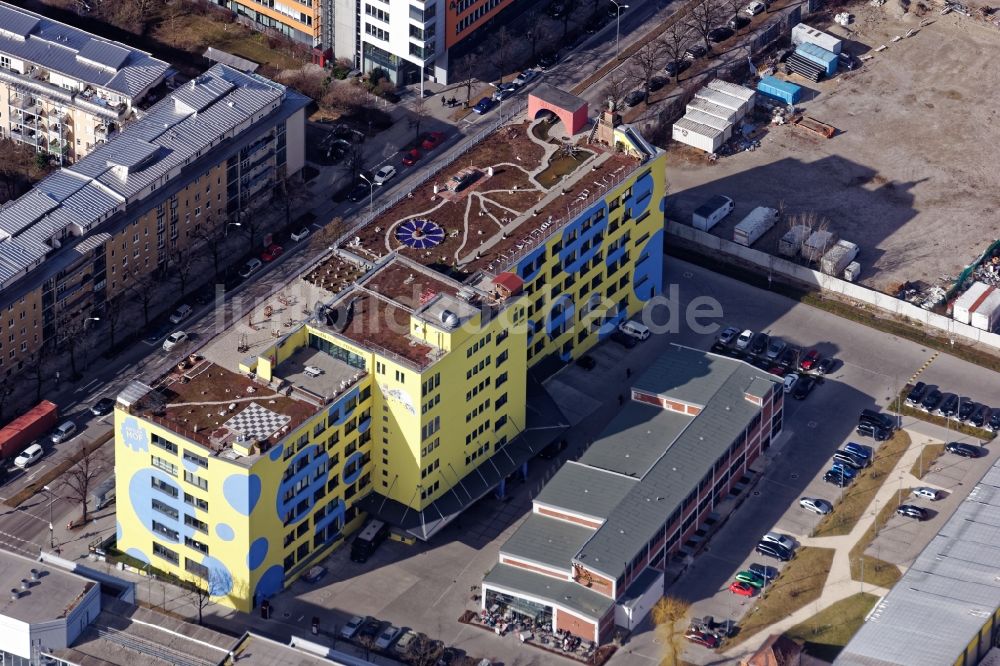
[799,497,833,515]
[735,329,753,350]
[375,624,401,650]
[238,258,262,279]
[50,421,77,444]
[513,69,539,87]
[913,487,941,501]
[14,443,44,469]
[393,630,417,656]
[618,320,651,341]
[745,0,766,15]
[291,227,310,242]
[169,304,192,324]
[162,330,188,352]
[783,373,799,393]
[373,165,397,186]
[761,531,796,551]
[340,615,364,640]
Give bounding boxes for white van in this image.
[618,320,651,341]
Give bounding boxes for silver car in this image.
[913,487,940,501]
[799,497,833,515]
[375,624,401,650]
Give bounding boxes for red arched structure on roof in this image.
[527,84,589,136]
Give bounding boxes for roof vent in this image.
[29,569,40,581]
[19,579,29,591]
[10,589,19,601]
[440,309,460,329]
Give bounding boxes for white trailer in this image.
[791,23,843,54]
[971,290,1000,331]
[778,225,810,257]
[803,229,839,263]
[733,207,778,246]
[705,80,757,116]
[954,281,994,325]
[694,88,744,117]
[684,109,732,139]
[820,240,859,276]
[844,261,861,282]
[692,195,735,231]
[672,116,724,153]
[686,98,738,124]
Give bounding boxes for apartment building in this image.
[0,2,171,163]
[211,0,321,47]
[482,345,785,643]
[0,63,308,378]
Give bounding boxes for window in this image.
[152,521,179,541]
[185,536,209,554]
[184,470,208,490]
[151,478,178,498]
[153,542,179,564]
[185,558,209,578]
[376,361,386,374]
[184,514,209,533]
[151,456,178,476]
[182,450,208,468]
[184,493,208,511]
[365,23,389,40]
[394,370,405,383]
[365,3,389,21]
[151,434,178,454]
[421,415,440,440]
[152,499,178,519]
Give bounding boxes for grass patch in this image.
[910,443,946,478]
[725,546,836,648]
[812,430,912,537]
[785,592,880,661]
[846,490,909,589]
[891,387,995,441]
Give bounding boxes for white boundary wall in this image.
[666,220,1000,351]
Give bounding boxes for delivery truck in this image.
[733,207,778,246]
[0,400,58,461]
[953,281,993,325]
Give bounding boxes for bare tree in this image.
[0,378,18,421]
[526,18,555,63]
[456,54,477,104]
[104,294,126,355]
[24,347,46,403]
[601,73,631,112]
[190,226,225,281]
[560,0,580,39]
[168,247,196,298]
[627,42,663,105]
[723,0,746,32]
[55,315,85,380]
[685,0,724,52]
[61,446,102,526]
[182,568,235,625]
[488,26,514,83]
[652,596,691,666]
[658,22,695,83]
[408,96,429,142]
[409,634,443,666]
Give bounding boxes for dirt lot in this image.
[666,6,1000,292]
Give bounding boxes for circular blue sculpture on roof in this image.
[395,219,445,249]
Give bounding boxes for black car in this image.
[777,347,798,370]
[896,504,928,520]
[905,381,927,406]
[792,376,815,400]
[856,422,889,441]
[970,405,990,428]
[750,332,769,356]
[728,14,751,29]
[748,562,778,582]
[537,52,558,69]
[575,355,596,370]
[625,90,647,107]
[90,397,115,416]
[358,617,382,640]
[833,451,866,469]
[755,541,792,562]
[956,398,976,422]
[665,59,691,76]
[708,26,735,42]
[648,75,667,92]
[684,44,708,59]
[938,394,959,417]
[988,409,1000,432]
[946,442,982,458]
[815,357,834,375]
[610,330,637,348]
[537,439,568,460]
[823,470,851,487]
[348,182,369,202]
[921,388,943,412]
[859,409,895,432]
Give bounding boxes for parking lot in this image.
[666,7,1000,294]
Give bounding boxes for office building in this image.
[210,0,321,49]
[0,63,307,378]
[481,345,784,643]
[0,2,171,163]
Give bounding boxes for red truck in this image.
[0,400,58,460]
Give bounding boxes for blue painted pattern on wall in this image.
[314,498,345,536]
[517,245,547,283]
[624,171,654,219]
[254,564,284,602]
[248,537,269,570]
[119,417,149,453]
[546,295,576,339]
[201,555,234,596]
[126,547,149,564]
[268,444,285,462]
[342,451,365,486]
[223,473,262,516]
[327,387,360,427]
[216,523,235,541]
[632,229,664,302]
[558,201,608,275]
[275,445,329,527]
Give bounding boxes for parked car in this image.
[610,330,638,348]
[938,393,959,417]
[921,388,944,412]
[729,580,755,597]
[745,0,766,15]
[665,59,691,76]
[844,442,873,462]
[735,570,766,588]
[750,332,769,356]
[859,409,895,431]
[685,630,720,648]
[815,357,834,375]
[359,617,382,640]
[736,329,753,350]
[988,409,1000,432]
[823,470,852,487]
[402,148,421,166]
[575,355,597,370]
[394,630,418,655]
[748,563,778,581]
[913,487,941,501]
[761,531,795,551]
[340,616,364,639]
[90,397,115,416]
[473,97,496,114]
[169,304,193,324]
[798,349,820,372]
[834,450,869,469]
[50,421,77,444]
[649,75,668,91]
[618,320,650,340]
[421,131,446,150]
[625,90,647,106]
[792,375,815,400]
[373,165,397,185]
[782,373,799,393]
[766,338,786,360]
[755,541,793,561]
[777,347,798,369]
[708,26,735,42]
[537,52,559,69]
[896,504,928,520]
[260,244,284,262]
[239,258,263,278]
[348,182,369,202]
[856,422,889,441]
[375,625,402,650]
[290,227,310,242]
[830,462,858,479]
[970,405,991,428]
[718,326,740,345]
[684,44,708,59]
[162,330,189,352]
[492,82,518,101]
[945,442,982,458]
[14,443,44,468]
[905,381,928,406]
[799,497,832,515]
[512,70,539,87]
[729,14,751,29]
[956,398,977,422]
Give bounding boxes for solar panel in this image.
[76,38,130,71]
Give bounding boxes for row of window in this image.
[365,23,389,41]
[466,377,491,401]
[465,441,490,466]
[465,419,490,445]
[466,333,492,358]
[364,3,389,21]
[455,0,502,34]
[420,458,439,479]
[421,372,440,395]
[466,398,490,423]
[466,356,490,380]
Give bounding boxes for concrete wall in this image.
[666,220,1000,351]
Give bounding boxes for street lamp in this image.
[225,221,242,238]
[84,316,100,329]
[359,174,375,218]
[42,485,55,549]
[610,1,630,59]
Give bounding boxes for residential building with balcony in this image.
[0,2,171,163]
[0,63,307,379]
[210,0,321,48]
[481,345,784,644]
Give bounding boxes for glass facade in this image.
[484,589,553,630]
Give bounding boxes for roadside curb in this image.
[4,430,113,509]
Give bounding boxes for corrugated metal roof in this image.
[483,563,614,620]
[684,109,730,132]
[674,116,723,140]
[835,456,1000,666]
[687,98,737,122]
[534,461,638,521]
[706,79,755,102]
[499,513,594,571]
[0,1,168,97]
[694,88,743,112]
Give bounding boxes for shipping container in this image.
[684,109,732,136]
[757,76,802,105]
[0,400,58,460]
[791,23,843,54]
[733,207,778,246]
[970,289,1000,331]
[954,281,994,325]
[694,89,744,116]
[686,98,738,124]
[796,43,838,77]
[778,224,810,257]
[672,116,725,153]
[844,261,861,282]
[820,240,859,276]
[692,195,735,231]
[705,80,756,116]
[803,230,839,263]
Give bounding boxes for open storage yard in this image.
[667,7,1000,293]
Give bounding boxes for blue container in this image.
[795,43,838,77]
[757,76,802,105]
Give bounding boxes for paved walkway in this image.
[721,429,939,659]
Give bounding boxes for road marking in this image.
[908,351,940,384]
[807,421,817,428]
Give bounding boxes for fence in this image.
[666,220,1000,351]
